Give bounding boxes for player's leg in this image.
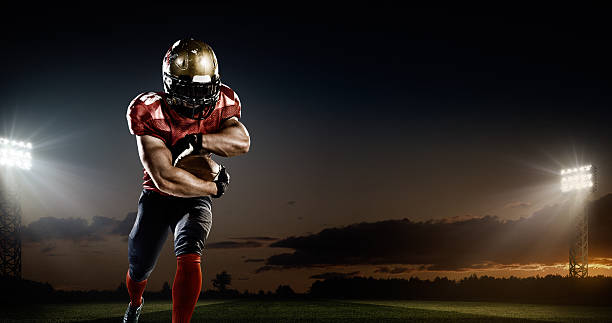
[126,190,172,306]
[169,196,213,323]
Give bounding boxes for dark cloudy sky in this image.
[1,5,612,292]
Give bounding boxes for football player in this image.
[123,39,250,323]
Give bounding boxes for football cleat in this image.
[123,297,144,323]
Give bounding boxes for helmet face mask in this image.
[163,72,220,119]
[162,39,221,120]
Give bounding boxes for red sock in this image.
[172,253,202,323]
[126,269,147,307]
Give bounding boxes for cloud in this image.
[228,236,278,242]
[22,216,117,242]
[504,201,532,209]
[255,266,276,273]
[21,212,269,253]
[309,271,360,280]
[207,241,263,249]
[40,244,56,254]
[437,214,485,224]
[244,258,266,263]
[259,194,612,272]
[374,266,413,274]
[592,257,612,266]
[22,213,136,244]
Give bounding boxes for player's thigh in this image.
[128,190,171,275]
[171,196,213,256]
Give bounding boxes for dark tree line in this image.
[309,274,612,305]
[2,274,612,305]
[0,272,295,304]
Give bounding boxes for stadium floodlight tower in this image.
[0,137,32,279]
[560,164,597,278]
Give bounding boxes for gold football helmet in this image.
[162,39,221,119]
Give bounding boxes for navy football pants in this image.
[128,189,213,282]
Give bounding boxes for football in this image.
[175,153,220,182]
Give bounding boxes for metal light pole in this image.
[568,200,588,278]
[0,138,32,279]
[560,165,596,278]
[0,182,22,278]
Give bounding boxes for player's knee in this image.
[173,215,210,256]
[129,263,154,282]
[174,237,205,257]
[174,226,206,256]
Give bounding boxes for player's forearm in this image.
[201,123,250,157]
[154,166,217,198]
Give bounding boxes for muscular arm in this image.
[137,135,218,198]
[201,117,250,157]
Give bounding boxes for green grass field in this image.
[1,299,611,323]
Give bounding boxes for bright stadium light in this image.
[0,137,32,170]
[560,164,596,193]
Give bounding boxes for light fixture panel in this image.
[0,137,32,170]
[560,164,595,193]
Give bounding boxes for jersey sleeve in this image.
[219,86,242,122]
[126,92,170,144]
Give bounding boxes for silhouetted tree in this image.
[161,281,171,298]
[212,271,232,292]
[116,282,127,295]
[275,285,295,297]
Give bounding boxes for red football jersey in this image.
[126,84,241,194]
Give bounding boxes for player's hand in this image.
[212,165,230,198]
[170,133,203,166]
